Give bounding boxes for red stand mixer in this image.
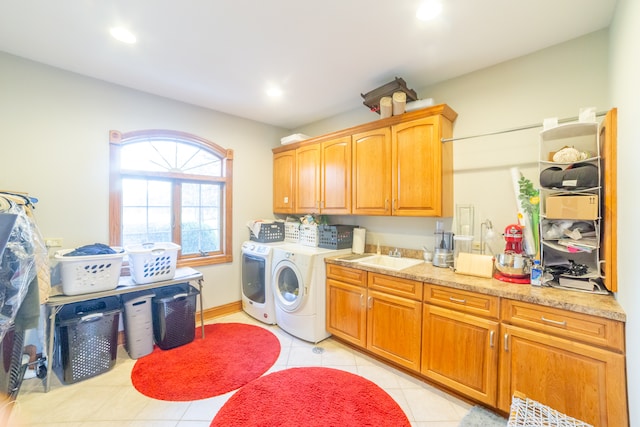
[494,224,531,284]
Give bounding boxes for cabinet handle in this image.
[541,316,567,327]
[367,296,372,309]
[385,199,389,210]
[449,296,466,304]
[360,294,364,307]
[504,333,509,352]
[392,199,396,211]
[490,330,495,348]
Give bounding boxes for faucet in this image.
[389,248,401,258]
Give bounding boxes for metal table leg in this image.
[45,304,62,393]
[198,278,205,339]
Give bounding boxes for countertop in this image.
[326,255,626,322]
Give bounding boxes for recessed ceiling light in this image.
[266,86,283,98]
[110,27,137,44]
[416,0,442,21]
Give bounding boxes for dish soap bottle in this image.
[530,260,542,286]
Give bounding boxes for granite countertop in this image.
[326,255,626,322]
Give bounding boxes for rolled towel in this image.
[392,91,406,115]
[379,96,392,118]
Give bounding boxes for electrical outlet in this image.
[472,241,481,251]
[45,238,63,248]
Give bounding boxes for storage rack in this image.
[538,121,602,285]
[44,267,204,392]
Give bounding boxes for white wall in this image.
[0,52,287,309]
[296,30,610,254]
[609,0,639,424]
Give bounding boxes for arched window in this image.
[109,129,233,267]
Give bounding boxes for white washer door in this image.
[272,259,305,312]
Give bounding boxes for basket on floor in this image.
[508,392,593,427]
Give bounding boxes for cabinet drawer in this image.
[326,264,366,286]
[368,273,422,300]
[424,284,499,319]
[501,299,624,352]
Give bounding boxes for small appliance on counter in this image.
[432,221,454,268]
[494,224,531,284]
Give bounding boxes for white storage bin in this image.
[125,242,180,284]
[55,248,125,296]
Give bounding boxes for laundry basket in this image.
[56,296,121,384]
[125,242,180,284]
[55,247,125,295]
[152,284,199,350]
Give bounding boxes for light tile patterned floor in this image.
[9,312,472,426]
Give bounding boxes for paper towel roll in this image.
[352,228,366,254]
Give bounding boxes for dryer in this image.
[271,244,351,342]
[240,241,282,324]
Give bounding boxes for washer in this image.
[240,241,283,324]
[271,243,351,342]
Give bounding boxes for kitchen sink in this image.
[356,255,424,271]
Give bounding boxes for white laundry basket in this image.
[125,242,181,284]
[55,248,125,296]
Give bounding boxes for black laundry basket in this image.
[152,284,199,350]
[56,296,121,384]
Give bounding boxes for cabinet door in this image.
[422,304,499,405]
[352,128,392,215]
[326,278,366,347]
[367,289,422,371]
[321,137,351,214]
[295,143,321,213]
[599,108,617,292]
[273,150,296,214]
[499,323,628,427]
[391,116,452,216]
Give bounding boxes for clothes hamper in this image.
[152,284,199,350]
[121,291,155,359]
[56,296,121,384]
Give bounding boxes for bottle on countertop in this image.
[530,260,542,286]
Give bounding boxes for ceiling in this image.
[0,1,617,129]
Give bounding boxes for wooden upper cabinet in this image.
[392,116,453,216]
[273,150,296,214]
[600,108,617,292]
[273,104,458,216]
[321,137,351,214]
[352,127,392,215]
[295,143,321,213]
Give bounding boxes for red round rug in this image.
[210,367,411,426]
[131,323,280,401]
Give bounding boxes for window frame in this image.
[109,129,233,267]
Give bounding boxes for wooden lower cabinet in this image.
[499,300,628,427]
[367,289,422,371]
[422,284,500,405]
[326,266,422,371]
[326,267,628,426]
[422,304,499,405]
[326,276,367,348]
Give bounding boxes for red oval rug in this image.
[131,323,280,401]
[210,367,411,426]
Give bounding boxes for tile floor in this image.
[9,311,473,427]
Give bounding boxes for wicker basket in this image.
[508,392,593,427]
